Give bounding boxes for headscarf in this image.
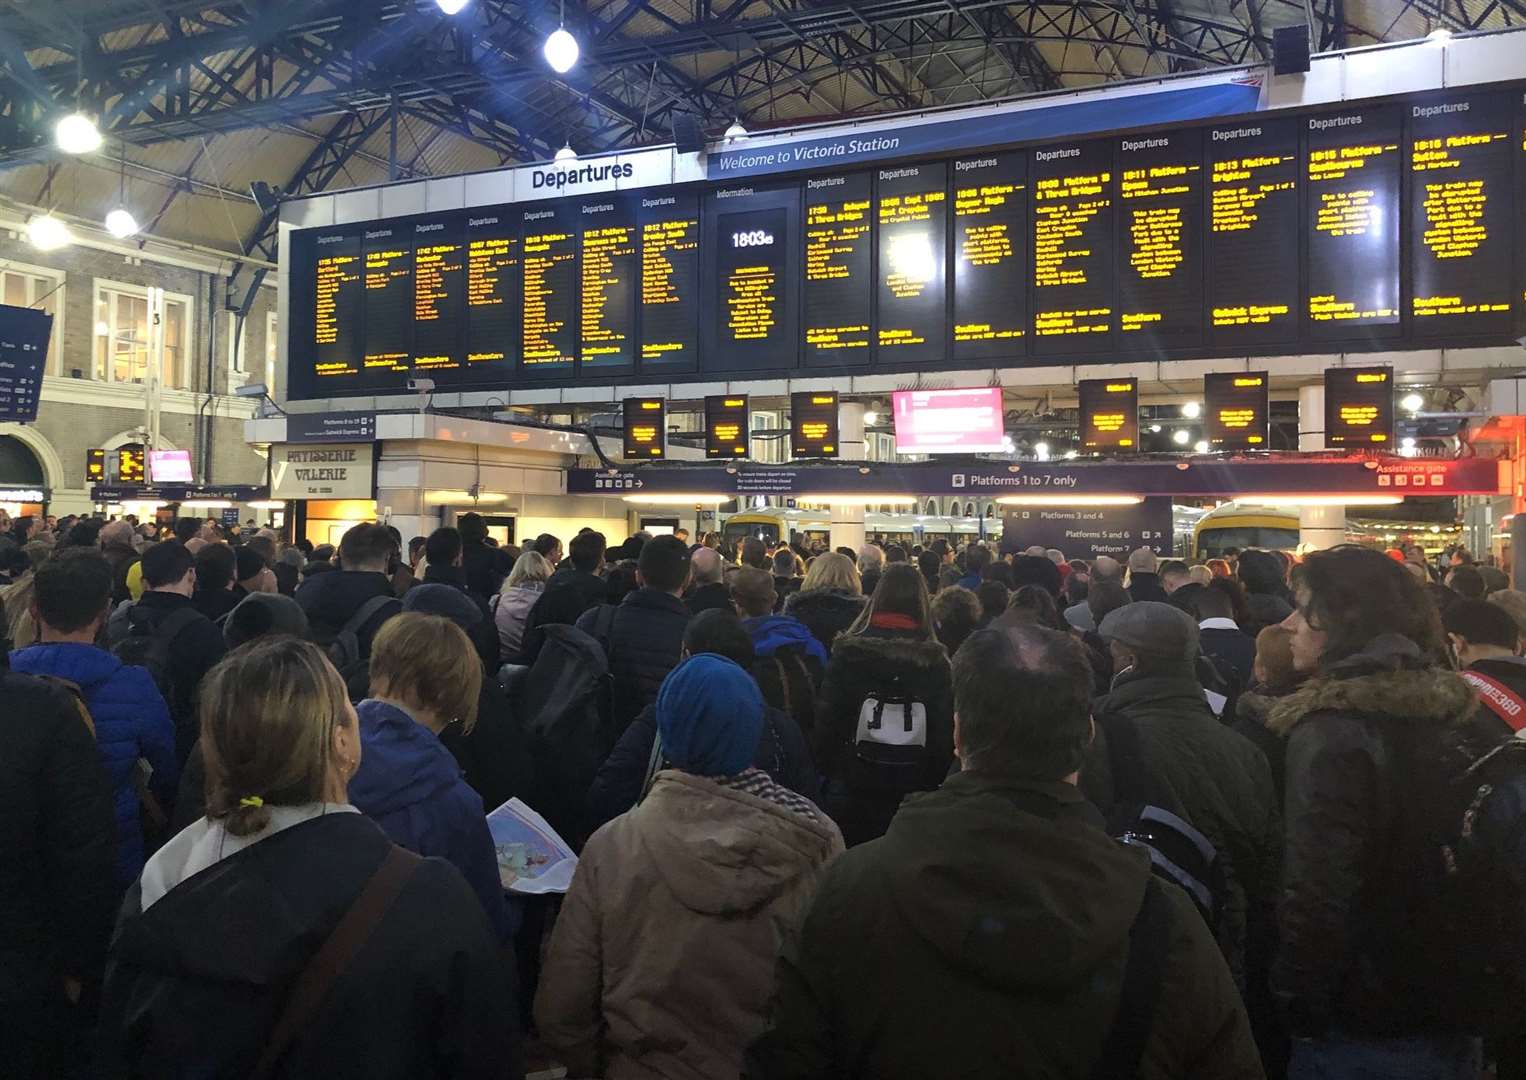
[655,654,763,777]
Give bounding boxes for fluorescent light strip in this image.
[994,495,1143,507]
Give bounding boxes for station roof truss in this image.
[0,0,1517,263]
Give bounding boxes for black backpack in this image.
[325,594,400,685]
[1110,803,1226,935]
[111,606,204,753]
[514,623,612,848]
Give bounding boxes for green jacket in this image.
[747,771,1264,1080]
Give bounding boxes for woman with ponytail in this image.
[96,637,521,1079]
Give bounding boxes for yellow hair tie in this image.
[239,796,264,809]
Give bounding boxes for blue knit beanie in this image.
[655,654,764,777]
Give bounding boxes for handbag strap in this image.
[250,845,421,1080]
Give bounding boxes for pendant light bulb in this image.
[28,214,73,251]
[54,112,102,155]
[554,142,577,162]
[105,208,140,238]
[544,26,579,73]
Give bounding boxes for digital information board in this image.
[705,394,750,458]
[1325,366,1394,447]
[1204,371,1270,449]
[286,84,1526,400]
[86,448,105,485]
[623,396,667,458]
[0,303,51,422]
[791,391,840,458]
[116,446,146,484]
[1078,377,1138,453]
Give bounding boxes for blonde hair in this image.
[506,549,552,590]
[802,550,861,595]
[199,637,353,837]
[368,613,482,733]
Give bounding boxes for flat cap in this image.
[1098,600,1198,663]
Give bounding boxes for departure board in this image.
[580,198,637,374]
[411,216,466,372]
[639,192,700,374]
[1207,118,1300,347]
[1408,94,1514,335]
[1324,366,1394,447]
[1204,371,1269,450]
[1032,140,1114,349]
[310,230,363,380]
[116,446,146,484]
[86,448,105,485]
[803,172,873,361]
[1117,130,1203,349]
[1078,378,1138,453]
[362,224,413,373]
[877,163,948,364]
[465,213,519,369]
[705,394,750,458]
[791,391,840,458]
[708,184,798,373]
[521,203,578,374]
[623,396,666,458]
[952,153,1027,362]
[1306,107,1403,340]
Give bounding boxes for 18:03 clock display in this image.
[286,86,1526,400]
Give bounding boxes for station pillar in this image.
[829,400,867,553]
[1297,383,1345,551]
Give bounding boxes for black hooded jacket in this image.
[520,567,608,662]
[782,588,866,656]
[95,812,520,1079]
[587,587,691,731]
[294,570,400,657]
[746,772,1263,1079]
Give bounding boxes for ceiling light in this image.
[1172,428,1191,446]
[796,494,917,506]
[54,112,102,155]
[1401,391,1425,412]
[724,118,748,139]
[1427,26,1453,40]
[104,207,139,239]
[622,493,728,505]
[544,26,579,73]
[862,410,879,426]
[1400,436,1417,449]
[435,0,470,12]
[27,214,72,251]
[995,495,1144,507]
[553,142,577,162]
[1242,495,1404,507]
[1033,441,1050,459]
[1064,449,1078,460]
[1181,400,1201,419]
[1194,440,1210,453]
[1149,423,1162,434]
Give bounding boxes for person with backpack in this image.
[783,552,866,656]
[519,530,608,663]
[537,653,842,1080]
[190,543,241,623]
[106,541,225,766]
[813,563,953,847]
[295,523,402,682]
[8,548,178,889]
[1444,598,1526,735]
[1270,546,1500,1078]
[586,535,693,734]
[732,567,827,740]
[747,622,1263,1080]
[0,667,118,1077]
[95,636,521,1079]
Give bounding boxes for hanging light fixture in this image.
[104,140,139,238]
[27,214,73,251]
[544,0,579,74]
[554,142,577,162]
[435,0,470,12]
[724,118,748,140]
[54,111,102,155]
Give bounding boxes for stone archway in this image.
[0,424,64,493]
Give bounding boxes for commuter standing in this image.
[1125,547,1169,603]
[294,523,402,670]
[783,551,865,656]
[520,530,607,661]
[685,545,734,616]
[493,549,552,661]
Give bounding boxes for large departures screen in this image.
[284,83,1526,400]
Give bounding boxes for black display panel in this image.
[1408,93,1514,335]
[803,172,873,361]
[580,198,637,375]
[361,223,413,375]
[791,391,839,458]
[639,191,700,374]
[116,446,145,484]
[309,229,363,383]
[1117,129,1204,349]
[0,302,50,423]
[1324,366,1394,447]
[410,216,467,373]
[952,153,1027,361]
[704,184,799,373]
[520,203,578,375]
[1204,371,1270,450]
[705,394,750,458]
[1078,377,1138,453]
[86,448,105,485]
[465,212,519,372]
[1207,118,1300,347]
[623,396,666,458]
[1032,140,1114,349]
[1306,106,1403,340]
[876,163,948,365]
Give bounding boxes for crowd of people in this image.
[4,506,1524,1080]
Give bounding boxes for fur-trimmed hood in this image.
[1267,633,1476,737]
[828,630,949,672]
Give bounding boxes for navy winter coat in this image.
[347,699,510,942]
[9,643,177,886]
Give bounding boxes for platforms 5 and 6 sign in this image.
[271,443,375,500]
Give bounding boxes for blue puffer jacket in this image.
[9,643,177,886]
[348,699,509,941]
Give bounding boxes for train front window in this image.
[1197,526,1299,557]
[723,521,781,545]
